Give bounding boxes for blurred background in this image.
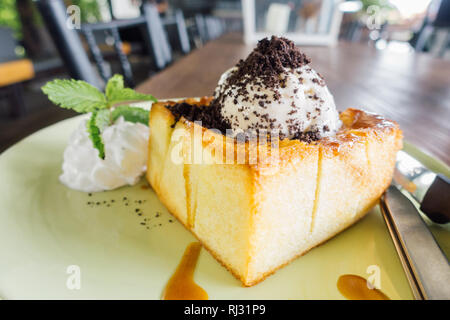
[0,0,449,153]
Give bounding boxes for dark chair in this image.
[194,14,226,44]
[107,0,190,56]
[162,9,191,55]
[195,14,209,44]
[171,0,226,46]
[204,15,226,40]
[35,0,174,88]
[415,0,450,57]
[0,28,20,63]
[0,27,33,117]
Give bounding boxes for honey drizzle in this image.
[337,274,390,300]
[162,242,208,300]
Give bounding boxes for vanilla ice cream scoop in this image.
[213,36,341,140]
[60,116,149,192]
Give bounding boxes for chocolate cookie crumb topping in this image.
[166,101,321,143]
[291,129,321,143]
[167,101,230,134]
[163,36,335,144]
[225,36,311,91]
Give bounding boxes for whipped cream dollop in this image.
[60,116,149,192]
[213,36,341,140]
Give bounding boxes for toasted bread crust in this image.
[147,97,403,286]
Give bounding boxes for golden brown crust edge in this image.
[147,97,403,287]
[158,196,378,287]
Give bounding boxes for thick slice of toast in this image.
[147,97,403,286]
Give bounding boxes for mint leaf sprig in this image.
[42,75,156,159]
[87,111,105,160]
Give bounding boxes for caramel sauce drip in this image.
[340,108,393,130]
[337,275,390,300]
[162,242,208,300]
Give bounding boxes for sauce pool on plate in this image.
[162,242,208,300]
[337,274,390,300]
[163,243,390,300]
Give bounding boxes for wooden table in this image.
[137,33,450,165]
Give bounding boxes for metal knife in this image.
[393,150,450,224]
[380,150,450,299]
[380,186,450,299]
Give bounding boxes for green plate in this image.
[0,115,448,300]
